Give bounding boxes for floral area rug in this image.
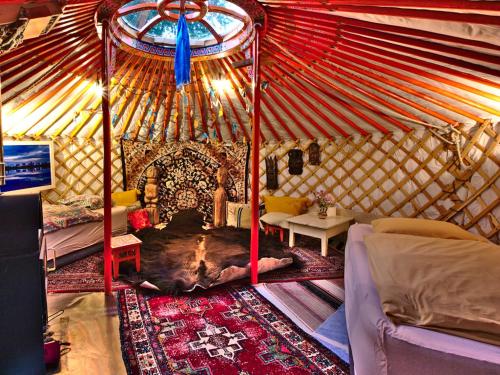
[46,244,343,293]
[118,286,349,374]
[46,253,129,293]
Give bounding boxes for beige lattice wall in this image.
[259,125,499,243]
[5,137,123,203]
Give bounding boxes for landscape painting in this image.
[2,141,55,193]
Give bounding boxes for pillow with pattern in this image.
[58,195,104,210]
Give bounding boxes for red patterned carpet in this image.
[118,286,349,374]
[47,245,344,293]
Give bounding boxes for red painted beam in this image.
[101,20,113,295]
[267,28,484,123]
[250,25,262,285]
[260,0,500,11]
[266,31,457,124]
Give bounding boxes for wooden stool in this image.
[264,223,285,242]
[111,234,142,279]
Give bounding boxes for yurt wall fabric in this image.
[259,124,499,243]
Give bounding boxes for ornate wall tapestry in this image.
[122,140,248,223]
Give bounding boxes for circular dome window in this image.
[110,0,257,60]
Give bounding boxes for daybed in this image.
[344,223,500,375]
[41,205,127,268]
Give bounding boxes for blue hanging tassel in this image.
[175,14,191,89]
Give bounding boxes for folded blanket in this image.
[43,204,103,234]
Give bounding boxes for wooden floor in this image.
[46,292,127,375]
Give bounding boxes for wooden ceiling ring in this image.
[157,0,208,22]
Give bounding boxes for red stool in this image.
[111,234,142,279]
[264,223,285,242]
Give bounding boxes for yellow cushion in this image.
[372,217,489,243]
[262,195,309,216]
[111,189,139,207]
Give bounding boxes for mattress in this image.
[345,223,500,375]
[41,206,128,261]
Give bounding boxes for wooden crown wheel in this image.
[157,0,208,22]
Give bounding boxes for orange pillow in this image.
[262,195,309,216]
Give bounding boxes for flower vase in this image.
[318,206,328,219]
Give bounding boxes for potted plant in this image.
[313,190,335,219]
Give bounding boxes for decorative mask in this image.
[308,141,321,166]
[288,148,303,175]
[265,156,278,190]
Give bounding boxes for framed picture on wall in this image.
[1,141,56,194]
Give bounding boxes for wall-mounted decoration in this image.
[265,155,278,190]
[1,141,55,194]
[122,140,248,223]
[288,148,303,175]
[308,141,321,166]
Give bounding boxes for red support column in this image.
[101,19,113,295]
[250,25,262,285]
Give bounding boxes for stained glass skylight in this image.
[116,0,248,48]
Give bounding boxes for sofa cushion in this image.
[260,212,293,229]
[112,189,139,207]
[227,202,251,229]
[262,195,309,216]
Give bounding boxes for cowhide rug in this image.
[129,210,293,293]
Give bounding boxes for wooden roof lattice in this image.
[0,0,499,142]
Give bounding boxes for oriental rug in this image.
[122,140,248,223]
[46,253,129,293]
[118,286,349,375]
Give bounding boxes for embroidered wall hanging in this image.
[265,155,278,190]
[288,148,303,175]
[122,140,248,223]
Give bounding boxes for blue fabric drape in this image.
[174,14,191,89]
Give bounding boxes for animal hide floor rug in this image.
[128,210,293,293]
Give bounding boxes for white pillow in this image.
[227,202,251,229]
[259,212,293,229]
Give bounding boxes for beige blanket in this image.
[365,233,500,346]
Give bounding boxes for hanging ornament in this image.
[288,148,303,175]
[308,141,321,166]
[265,156,279,190]
[174,14,191,89]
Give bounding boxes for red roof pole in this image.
[101,18,113,295]
[250,24,262,285]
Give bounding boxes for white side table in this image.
[287,213,354,256]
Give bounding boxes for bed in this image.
[345,223,500,375]
[41,205,128,269]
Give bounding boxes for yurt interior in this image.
[0,1,499,374]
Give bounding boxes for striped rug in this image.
[255,279,345,335]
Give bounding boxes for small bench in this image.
[111,234,142,279]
